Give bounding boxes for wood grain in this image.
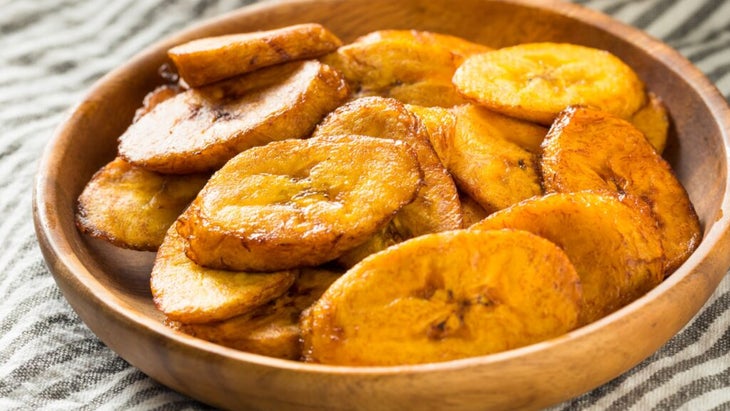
[33,0,730,409]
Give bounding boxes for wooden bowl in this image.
[32,0,730,409]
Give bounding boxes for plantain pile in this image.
[75,23,701,365]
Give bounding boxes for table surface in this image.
[2,0,729,409]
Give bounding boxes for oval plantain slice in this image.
[176,134,423,272]
[313,97,462,266]
[166,267,342,360]
[322,29,490,107]
[438,104,543,213]
[75,157,209,251]
[119,60,349,174]
[301,229,582,366]
[408,103,547,156]
[453,43,646,125]
[354,30,492,59]
[151,226,298,324]
[168,23,343,87]
[630,91,670,154]
[540,106,701,274]
[314,97,462,234]
[459,105,548,153]
[472,191,664,325]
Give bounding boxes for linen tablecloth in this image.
[2,0,729,409]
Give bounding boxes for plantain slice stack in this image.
[453,42,646,125]
[301,229,582,366]
[72,23,705,363]
[169,23,343,87]
[75,157,209,251]
[176,134,423,272]
[472,191,664,325]
[167,267,341,360]
[119,60,349,174]
[540,106,701,274]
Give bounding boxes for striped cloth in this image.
[1,0,728,409]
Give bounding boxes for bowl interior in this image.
[34,0,730,410]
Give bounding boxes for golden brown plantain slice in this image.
[75,157,209,251]
[630,92,669,154]
[408,103,547,155]
[313,97,462,266]
[314,97,462,234]
[176,134,423,272]
[151,226,298,324]
[453,43,646,125]
[540,106,700,274]
[472,191,664,325]
[460,105,548,153]
[119,60,348,174]
[168,23,342,87]
[434,104,543,213]
[355,30,491,57]
[167,267,341,360]
[322,29,490,107]
[301,229,582,366]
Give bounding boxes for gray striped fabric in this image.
[2,0,728,409]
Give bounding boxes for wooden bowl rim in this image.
[33,0,730,379]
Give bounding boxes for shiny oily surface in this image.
[301,229,582,366]
[177,134,422,272]
[33,0,730,410]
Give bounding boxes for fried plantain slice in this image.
[301,229,582,366]
[167,267,341,359]
[151,226,298,324]
[176,134,423,272]
[472,191,664,325]
[461,105,548,153]
[119,60,349,174]
[322,29,490,107]
[540,106,701,274]
[408,103,547,155]
[630,92,669,154]
[313,97,462,266]
[432,104,543,213]
[355,30,491,58]
[75,157,209,251]
[453,43,646,125]
[168,23,343,87]
[314,97,462,233]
